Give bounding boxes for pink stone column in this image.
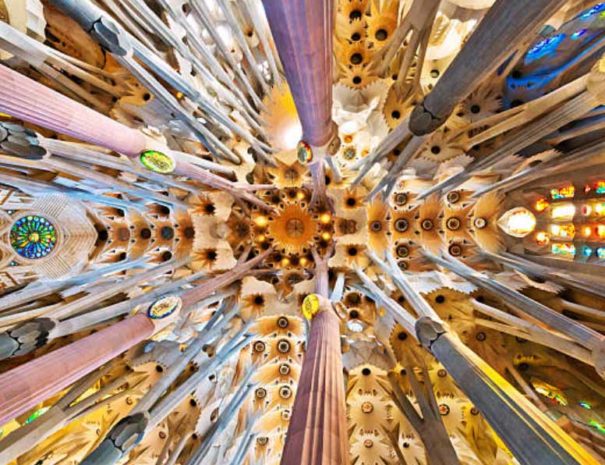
[0,314,155,425]
[181,249,272,308]
[262,0,335,147]
[0,64,146,156]
[281,308,349,465]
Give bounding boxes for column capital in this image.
[415,316,446,350]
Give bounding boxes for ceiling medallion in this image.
[147,295,181,320]
[140,150,176,174]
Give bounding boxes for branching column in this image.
[262,0,335,147]
[408,0,567,135]
[0,313,157,425]
[0,64,146,156]
[281,295,349,465]
[416,317,600,465]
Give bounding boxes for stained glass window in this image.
[550,223,575,239]
[550,203,576,220]
[578,3,605,20]
[10,216,57,259]
[551,243,575,257]
[526,33,566,63]
[535,198,549,212]
[550,185,575,200]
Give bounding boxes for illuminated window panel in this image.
[551,243,576,257]
[550,185,575,200]
[590,180,605,195]
[581,225,594,238]
[526,33,566,64]
[532,380,568,406]
[535,198,549,212]
[550,203,576,221]
[579,401,592,410]
[581,202,605,217]
[549,223,575,239]
[582,246,593,258]
[589,419,605,435]
[535,231,550,246]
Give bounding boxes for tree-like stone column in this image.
[281,292,349,465]
[262,0,336,148]
[0,313,161,425]
[0,64,146,156]
[415,317,601,465]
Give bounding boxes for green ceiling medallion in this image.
[297,140,313,164]
[139,150,176,174]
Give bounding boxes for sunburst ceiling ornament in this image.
[10,215,57,259]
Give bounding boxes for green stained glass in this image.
[24,407,49,425]
[10,216,57,259]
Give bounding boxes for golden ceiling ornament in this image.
[191,247,219,270]
[267,151,307,188]
[458,83,503,124]
[469,191,505,253]
[383,86,415,129]
[338,0,369,20]
[418,129,466,163]
[366,0,398,48]
[338,63,380,90]
[242,293,267,316]
[336,14,367,42]
[337,40,373,71]
[190,194,217,216]
[267,203,318,255]
[367,198,389,254]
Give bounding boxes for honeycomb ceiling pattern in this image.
[0,1,603,465]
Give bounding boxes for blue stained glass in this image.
[571,29,588,40]
[10,215,57,259]
[598,247,605,259]
[526,34,566,63]
[579,3,605,20]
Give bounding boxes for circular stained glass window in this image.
[10,215,57,259]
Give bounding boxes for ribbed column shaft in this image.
[426,328,599,465]
[0,64,146,156]
[0,314,155,425]
[262,0,335,147]
[408,0,567,135]
[281,310,349,465]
